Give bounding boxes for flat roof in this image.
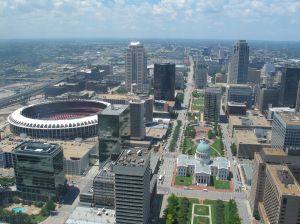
[145,127,167,139]
[268,165,300,196]
[115,148,149,167]
[0,135,96,159]
[277,112,300,126]
[13,141,60,156]
[229,114,270,127]
[100,104,128,116]
[262,147,287,156]
[65,206,115,224]
[97,93,139,100]
[234,129,258,144]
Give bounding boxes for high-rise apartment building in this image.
[130,100,145,140]
[125,41,147,93]
[226,84,253,109]
[228,40,249,84]
[259,165,300,224]
[12,141,66,198]
[113,148,151,224]
[271,112,300,155]
[279,67,300,108]
[204,87,221,122]
[154,63,175,101]
[98,105,130,162]
[195,62,208,89]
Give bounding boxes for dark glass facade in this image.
[154,63,175,101]
[12,142,66,199]
[279,67,300,108]
[98,106,130,162]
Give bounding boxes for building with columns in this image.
[176,139,230,186]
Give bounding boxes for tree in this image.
[230,143,237,156]
[208,130,215,139]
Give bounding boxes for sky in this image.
[0,0,300,41]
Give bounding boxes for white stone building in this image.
[176,139,230,186]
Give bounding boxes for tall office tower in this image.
[260,165,300,224]
[250,148,300,216]
[226,84,253,109]
[296,80,300,112]
[257,86,280,113]
[153,63,175,100]
[271,112,300,155]
[113,148,151,224]
[195,62,208,89]
[279,67,300,107]
[125,41,147,93]
[12,142,66,198]
[204,87,221,122]
[130,100,145,140]
[140,96,153,124]
[228,40,249,84]
[98,105,130,163]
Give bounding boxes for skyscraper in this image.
[154,63,175,101]
[204,87,221,122]
[195,62,208,89]
[228,40,249,84]
[98,105,130,162]
[226,84,253,109]
[125,41,147,93]
[257,86,280,113]
[279,67,300,108]
[130,100,145,140]
[113,148,151,224]
[12,141,66,199]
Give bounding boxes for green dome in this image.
[196,140,210,154]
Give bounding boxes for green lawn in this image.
[212,177,230,189]
[210,139,223,157]
[175,176,193,186]
[31,214,48,223]
[182,137,197,154]
[192,97,204,111]
[193,216,210,224]
[194,205,209,216]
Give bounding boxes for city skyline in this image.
[1,0,300,41]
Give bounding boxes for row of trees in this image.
[164,194,191,224]
[211,199,241,224]
[184,125,196,138]
[208,122,222,139]
[230,143,237,156]
[169,121,182,151]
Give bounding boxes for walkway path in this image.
[191,203,212,224]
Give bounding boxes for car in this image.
[203,189,208,192]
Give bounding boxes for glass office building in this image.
[12,141,66,199]
[98,105,130,162]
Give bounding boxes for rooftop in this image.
[268,165,300,196]
[65,206,115,224]
[100,104,128,116]
[234,129,259,144]
[262,147,287,156]
[13,141,60,156]
[277,112,300,126]
[115,148,150,167]
[229,113,270,127]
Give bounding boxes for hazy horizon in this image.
[1,0,300,41]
